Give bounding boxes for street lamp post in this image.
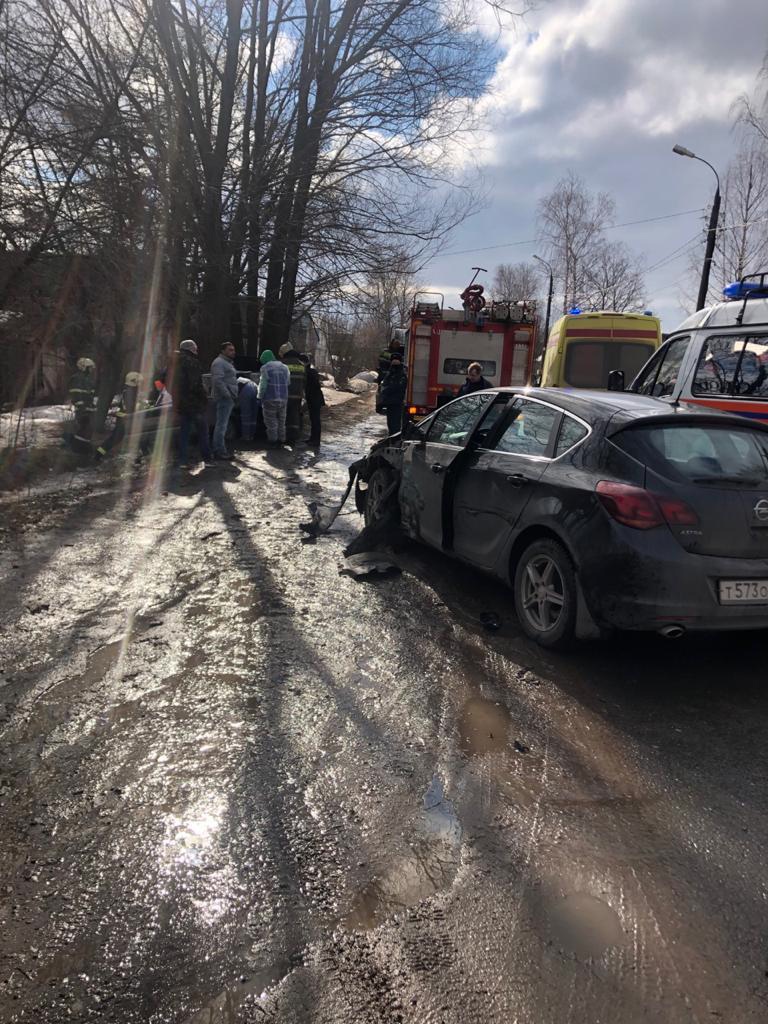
[672,144,721,311]
[533,254,554,384]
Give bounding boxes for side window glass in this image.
[427,394,493,447]
[555,415,588,457]
[693,336,744,395]
[494,400,558,457]
[633,346,666,395]
[694,335,768,399]
[473,397,513,448]
[651,336,690,397]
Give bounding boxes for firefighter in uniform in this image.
[278,343,306,443]
[68,357,96,449]
[377,338,404,380]
[95,371,144,459]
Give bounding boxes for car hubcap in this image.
[521,555,565,632]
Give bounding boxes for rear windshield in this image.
[613,423,768,486]
[564,341,655,388]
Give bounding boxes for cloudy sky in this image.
[422,0,768,332]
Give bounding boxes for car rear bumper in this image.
[579,527,768,632]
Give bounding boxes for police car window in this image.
[692,334,768,398]
[427,393,493,446]
[494,400,558,457]
[555,415,588,457]
[635,335,689,397]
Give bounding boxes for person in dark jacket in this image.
[299,353,325,446]
[168,339,212,467]
[380,355,407,435]
[457,361,491,396]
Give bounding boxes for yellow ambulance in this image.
[539,310,662,389]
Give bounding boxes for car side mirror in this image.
[607,369,625,392]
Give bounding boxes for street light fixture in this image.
[532,254,554,384]
[672,143,721,310]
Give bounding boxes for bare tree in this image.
[492,261,541,302]
[682,140,768,308]
[581,241,645,311]
[537,172,615,312]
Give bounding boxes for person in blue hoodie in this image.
[258,349,291,446]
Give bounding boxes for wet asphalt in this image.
[1,394,767,1024]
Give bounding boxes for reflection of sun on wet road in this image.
[1,393,767,1023]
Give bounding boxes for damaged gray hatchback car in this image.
[355,387,768,649]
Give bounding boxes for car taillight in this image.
[596,482,699,531]
[596,481,663,529]
[656,496,699,526]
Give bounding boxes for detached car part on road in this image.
[355,387,768,648]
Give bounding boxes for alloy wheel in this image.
[520,554,565,633]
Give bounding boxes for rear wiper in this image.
[692,476,763,486]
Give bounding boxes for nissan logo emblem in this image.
[754,499,768,523]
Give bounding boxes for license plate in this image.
[718,579,768,604]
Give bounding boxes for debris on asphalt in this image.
[479,611,501,631]
[513,740,530,754]
[300,459,364,536]
[340,553,402,579]
[25,601,50,614]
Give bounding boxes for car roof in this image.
[490,387,674,419]
[487,386,768,432]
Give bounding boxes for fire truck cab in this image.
[403,293,537,419]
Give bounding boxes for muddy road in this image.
[1,395,767,1024]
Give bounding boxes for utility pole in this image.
[673,145,721,310]
[533,254,554,385]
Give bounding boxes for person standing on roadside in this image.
[169,339,212,468]
[278,342,306,443]
[258,349,290,447]
[210,341,238,461]
[299,353,325,446]
[380,354,407,436]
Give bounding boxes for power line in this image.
[428,207,706,261]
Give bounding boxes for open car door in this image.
[401,393,496,549]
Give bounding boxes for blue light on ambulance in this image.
[568,307,582,315]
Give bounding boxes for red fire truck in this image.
[402,290,538,418]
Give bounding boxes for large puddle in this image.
[458,696,511,756]
[344,775,462,931]
[544,892,624,960]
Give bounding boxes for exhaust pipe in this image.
[658,624,685,639]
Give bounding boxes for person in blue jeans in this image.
[210,341,238,460]
[168,339,212,469]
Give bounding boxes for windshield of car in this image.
[612,423,768,486]
[564,341,656,388]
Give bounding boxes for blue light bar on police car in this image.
[723,280,768,300]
